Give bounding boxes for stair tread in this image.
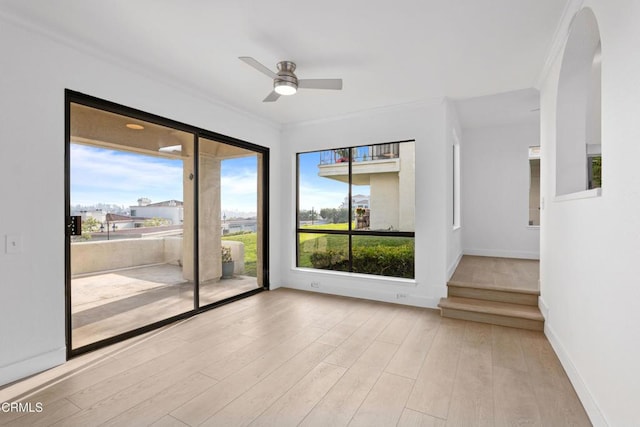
[447,280,540,296]
[438,297,544,321]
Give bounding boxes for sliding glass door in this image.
[198,137,264,307]
[66,91,268,355]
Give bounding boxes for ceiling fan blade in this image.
[239,56,277,79]
[298,79,343,90]
[263,90,280,102]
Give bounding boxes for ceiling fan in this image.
[239,57,343,102]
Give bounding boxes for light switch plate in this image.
[5,234,22,254]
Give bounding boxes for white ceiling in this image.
[454,88,540,129]
[0,0,568,126]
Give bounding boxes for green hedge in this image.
[310,245,414,278]
[309,250,349,272]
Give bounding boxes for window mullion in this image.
[348,146,353,272]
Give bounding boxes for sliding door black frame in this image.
[64,89,269,358]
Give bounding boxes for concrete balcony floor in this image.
[71,264,259,348]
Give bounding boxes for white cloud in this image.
[220,168,258,212]
[70,144,184,206]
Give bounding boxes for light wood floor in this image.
[72,264,259,348]
[0,288,590,426]
[449,256,540,293]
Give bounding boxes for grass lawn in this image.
[222,232,257,277]
[222,224,414,277]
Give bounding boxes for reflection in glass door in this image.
[198,138,263,307]
[68,102,195,350]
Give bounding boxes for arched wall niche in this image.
[556,7,602,196]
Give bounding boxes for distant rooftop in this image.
[131,199,183,208]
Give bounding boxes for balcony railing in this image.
[319,143,399,165]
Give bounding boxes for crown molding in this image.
[0,9,281,132]
[282,97,445,130]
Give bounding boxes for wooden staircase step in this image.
[447,281,539,306]
[447,279,540,295]
[438,297,544,331]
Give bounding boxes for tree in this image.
[73,216,101,241]
[82,217,101,233]
[298,210,312,221]
[320,207,348,224]
[143,217,169,227]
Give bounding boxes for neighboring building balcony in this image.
[318,143,400,184]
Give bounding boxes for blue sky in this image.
[70,144,258,212]
[71,144,368,213]
[298,151,368,211]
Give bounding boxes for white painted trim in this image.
[447,253,463,281]
[0,10,281,131]
[269,281,282,290]
[290,267,417,287]
[554,187,601,202]
[463,248,540,260]
[544,323,609,427]
[281,282,440,309]
[0,347,66,387]
[282,97,444,130]
[538,295,549,320]
[534,0,585,89]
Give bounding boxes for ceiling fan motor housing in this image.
[274,61,298,93]
[238,56,342,101]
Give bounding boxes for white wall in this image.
[539,2,640,426]
[445,101,463,278]
[280,100,453,308]
[461,122,540,259]
[0,17,281,386]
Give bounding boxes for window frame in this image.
[295,140,415,277]
[65,89,270,358]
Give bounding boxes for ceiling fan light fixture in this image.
[239,57,342,102]
[274,80,297,96]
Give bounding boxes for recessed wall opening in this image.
[453,130,461,229]
[556,7,602,196]
[529,146,541,226]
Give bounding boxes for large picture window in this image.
[296,141,415,279]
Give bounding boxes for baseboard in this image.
[447,253,463,281]
[281,283,440,309]
[544,323,608,427]
[538,295,549,320]
[268,281,282,290]
[463,248,540,260]
[0,347,66,388]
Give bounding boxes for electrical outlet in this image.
[310,281,320,288]
[396,293,408,299]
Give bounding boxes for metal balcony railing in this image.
[319,143,399,165]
